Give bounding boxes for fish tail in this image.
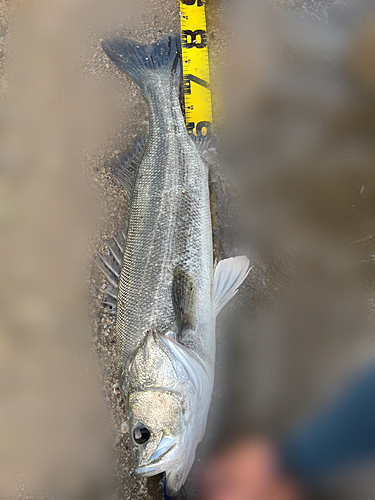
[101,35,181,93]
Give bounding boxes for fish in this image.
[97,34,250,496]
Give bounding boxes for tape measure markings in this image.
[180,0,213,137]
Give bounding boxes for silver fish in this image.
[100,35,250,496]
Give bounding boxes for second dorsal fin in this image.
[111,134,148,199]
[93,227,127,315]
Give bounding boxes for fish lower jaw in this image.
[135,444,178,477]
[135,464,165,477]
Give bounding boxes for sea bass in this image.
[97,34,249,496]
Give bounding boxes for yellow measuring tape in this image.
[180,0,213,138]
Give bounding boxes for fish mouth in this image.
[135,440,177,477]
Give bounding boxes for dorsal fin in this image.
[212,256,251,315]
[93,227,127,315]
[172,266,197,338]
[111,135,148,199]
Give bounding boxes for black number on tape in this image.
[196,121,211,137]
[186,121,212,138]
[183,74,210,95]
[181,0,205,5]
[186,122,195,134]
[182,29,207,49]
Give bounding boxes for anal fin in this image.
[212,256,251,316]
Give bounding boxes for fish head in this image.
[128,388,192,494]
[124,330,211,496]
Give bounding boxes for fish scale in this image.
[116,71,213,371]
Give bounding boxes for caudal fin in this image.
[101,35,181,92]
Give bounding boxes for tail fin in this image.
[101,35,181,92]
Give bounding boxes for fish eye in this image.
[133,424,151,445]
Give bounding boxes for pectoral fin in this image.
[212,256,251,315]
[172,266,197,337]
